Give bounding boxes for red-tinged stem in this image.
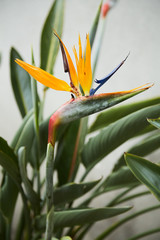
[101,2,110,18]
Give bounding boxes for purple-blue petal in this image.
[90,53,130,96]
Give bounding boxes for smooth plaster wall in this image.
[1,0,160,239]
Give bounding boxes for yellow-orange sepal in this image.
[15,59,72,92]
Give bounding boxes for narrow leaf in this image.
[89,97,160,132]
[89,1,102,48]
[81,103,160,169]
[125,153,160,201]
[10,47,33,117]
[101,166,139,192]
[40,0,65,73]
[54,178,101,205]
[148,117,160,129]
[35,206,132,230]
[55,120,81,185]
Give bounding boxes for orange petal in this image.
[15,59,72,92]
[83,34,92,95]
[73,44,84,92]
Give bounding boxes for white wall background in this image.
[1,0,160,239]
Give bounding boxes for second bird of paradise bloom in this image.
[15,31,142,99]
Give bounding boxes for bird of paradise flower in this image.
[15,32,152,145]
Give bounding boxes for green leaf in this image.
[54,178,101,206]
[89,97,160,132]
[12,111,36,166]
[113,131,160,172]
[148,117,160,129]
[40,0,65,73]
[101,166,139,191]
[55,120,81,185]
[89,1,102,48]
[35,206,132,230]
[0,138,20,223]
[81,104,160,169]
[0,176,19,222]
[0,137,21,184]
[125,153,160,201]
[10,47,33,118]
[18,147,39,210]
[11,109,33,149]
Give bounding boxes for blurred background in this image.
[0,0,160,239]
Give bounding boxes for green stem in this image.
[45,143,55,240]
[127,228,160,240]
[116,190,150,205]
[45,206,54,240]
[76,225,91,240]
[39,87,48,122]
[94,204,160,240]
[46,143,54,211]
[107,186,138,207]
[19,186,31,240]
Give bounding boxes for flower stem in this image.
[45,143,55,240]
[45,206,54,240]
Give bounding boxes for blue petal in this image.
[90,53,130,96]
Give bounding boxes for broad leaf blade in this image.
[125,153,160,201]
[0,138,20,222]
[0,137,20,184]
[11,110,33,149]
[113,132,160,172]
[10,47,33,117]
[81,104,160,169]
[0,176,19,222]
[54,178,101,205]
[40,0,65,73]
[89,97,160,132]
[35,206,132,230]
[13,113,36,166]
